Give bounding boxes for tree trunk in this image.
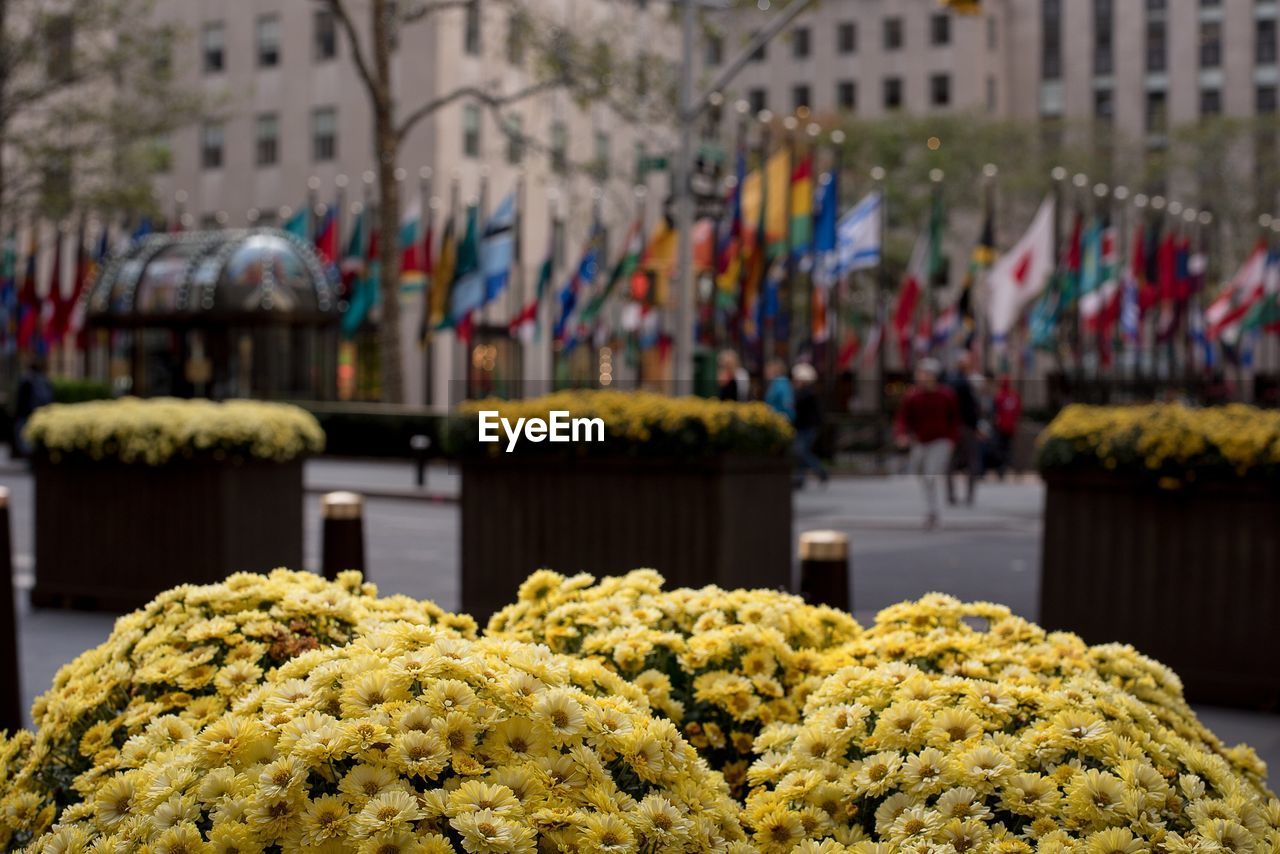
[371,0,404,403]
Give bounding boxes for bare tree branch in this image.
[396,78,561,141]
[399,0,474,25]
[314,0,381,104]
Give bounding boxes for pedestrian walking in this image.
[993,374,1023,478]
[894,358,959,530]
[792,363,829,489]
[13,358,53,459]
[945,352,981,506]
[764,358,795,422]
[717,349,749,402]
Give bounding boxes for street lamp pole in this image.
[671,0,821,391]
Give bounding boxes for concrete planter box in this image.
[32,457,304,611]
[460,455,792,624]
[1040,470,1280,710]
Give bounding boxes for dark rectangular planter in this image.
[1040,471,1280,710]
[461,455,792,624]
[32,457,304,611]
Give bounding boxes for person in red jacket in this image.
[894,358,960,529]
[992,375,1023,478]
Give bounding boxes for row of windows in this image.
[1093,84,1280,132]
[197,105,610,178]
[744,73,971,115]
[712,11,991,66]
[200,108,338,169]
[1047,0,1280,81]
[201,11,337,73]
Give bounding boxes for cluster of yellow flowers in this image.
[743,663,1279,851]
[0,569,474,850]
[23,397,325,465]
[30,624,747,854]
[448,390,794,458]
[10,571,1277,853]
[1037,403,1280,481]
[488,570,863,797]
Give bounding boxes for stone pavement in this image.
[3,457,1276,778]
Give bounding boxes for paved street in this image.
[3,457,1276,781]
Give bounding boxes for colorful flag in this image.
[554,228,601,341]
[741,150,791,256]
[481,192,517,302]
[444,205,481,329]
[510,245,554,343]
[580,218,643,328]
[1079,223,1118,330]
[314,206,339,266]
[987,196,1055,338]
[399,203,425,285]
[428,213,456,331]
[812,173,839,288]
[835,191,882,277]
[1206,242,1267,341]
[340,224,380,339]
[790,153,814,255]
[283,208,309,239]
[892,233,926,359]
[0,234,15,354]
[43,229,65,347]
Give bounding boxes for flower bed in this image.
[9,571,1278,853]
[452,392,794,622]
[1037,403,1280,709]
[26,398,324,611]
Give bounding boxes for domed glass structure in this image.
[84,229,339,399]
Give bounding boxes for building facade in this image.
[150,0,676,406]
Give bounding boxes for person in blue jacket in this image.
[764,357,795,422]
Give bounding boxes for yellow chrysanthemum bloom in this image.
[26,625,745,853]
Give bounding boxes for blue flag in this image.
[481,193,517,302]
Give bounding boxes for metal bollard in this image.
[321,491,366,582]
[410,435,431,487]
[798,530,851,612]
[0,486,22,733]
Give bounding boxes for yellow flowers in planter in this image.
[24,397,325,465]
[743,663,1280,851]
[447,390,794,458]
[31,625,747,853]
[12,571,1280,853]
[488,570,862,798]
[0,569,473,850]
[1037,403,1280,482]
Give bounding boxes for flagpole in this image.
[781,115,798,365]
[826,129,845,399]
[758,111,773,377]
[871,164,888,460]
[511,170,524,398]
[419,167,432,405]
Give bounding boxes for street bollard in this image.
[321,491,366,582]
[0,486,22,733]
[798,530,851,612]
[410,435,431,487]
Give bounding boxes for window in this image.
[748,87,767,114]
[930,74,950,107]
[314,9,337,61]
[312,107,337,161]
[1146,90,1167,134]
[1258,85,1278,114]
[750,31,766,62]
[884,77,903,110]
[255,113,279,167]
[837,22,857,54]
[792,26,810,59]
[1146,0,1165,9]
[462,104,481,157]
[464,1,482,55]
[986,76,997,112]
[987,17,997,50]
[1093,0,1113,75]
[930,14,950,46]
[792,84,811,111]
[837,80,856,111]
[1094,89,1113,123]
[505,115,523,164]
[1042,0,1061,80]
[1146,19,1165,72]
[884,18,903,50]
[551,121,568,173]
[1201,0,1220,5]
[1200,21,1221,68]
[257,15,280,68]
[201,122,224,170]
[705,32,723,66]
[1259,19,1278,67]
[44,15,74,82]
[1201,88,1222,115]
[507,11,527,64]
[593,131,610,179]
[202,22,224,74]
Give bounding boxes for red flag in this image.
[314,207,338,265]
[892,276,920,351]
